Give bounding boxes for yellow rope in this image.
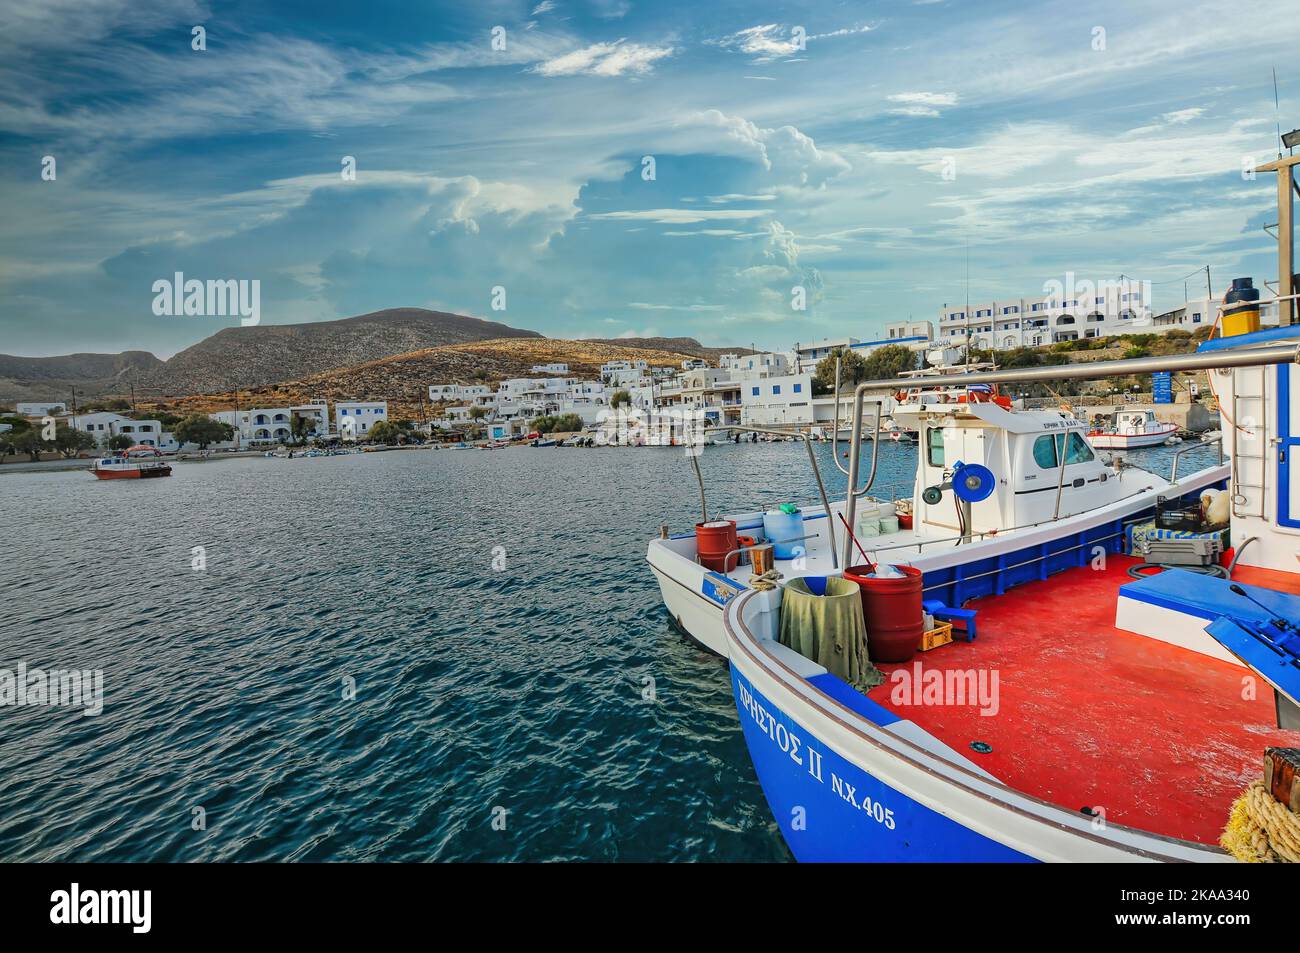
[748,570,783,591]
[1221,780,1300,863]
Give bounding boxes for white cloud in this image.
[531,1,556,13]
[628,302,724,311]
[712,23,877,62]
[587,208,769,224]
[535,40,674,77]
[1163,107,1205,124]
[716,24,799,61]
[684,110,851,187]
[887,91,958,118]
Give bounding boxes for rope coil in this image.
[1221,780,1300,863]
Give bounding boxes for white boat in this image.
[647,386,1223,657]
[647,330,1300,863]
[1087,409,1178,449]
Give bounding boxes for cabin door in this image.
[1276,364,1300,528]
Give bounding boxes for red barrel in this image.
[696,520,738,573]
[842,564,924,662]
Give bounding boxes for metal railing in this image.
[830,356,889,500]
[716,533,819,574]
[690,424,840,570]
[1169,434,1224,484]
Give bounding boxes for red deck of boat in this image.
[865,555,1300,846]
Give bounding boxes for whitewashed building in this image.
[740,373,815,427]
[938,279,1156,349]
[336,401,388,439]
[73,411,175,449]
[16,401,67,417]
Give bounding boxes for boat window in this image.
[1032,434,1058,469]
[1065,431,1094,464]
[926,427,944,467]
[1033,432,1094,469]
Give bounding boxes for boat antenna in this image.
[1274,67,1284,159]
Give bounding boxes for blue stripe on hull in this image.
[732,667,1035,862]
[919,483,1227,608]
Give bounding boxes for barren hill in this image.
[584,336,749,363]
[140,337,715,419]
[0,351,162,403]
[136,308,541,396]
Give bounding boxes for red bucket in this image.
[696,520,738,573]
[842,564,924,662]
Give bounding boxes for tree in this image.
[812,348,869,395]
[531,413,584,434]
[290,414,316,445]
[860,344,917,383]
[10,428,47,461]
[173,415,234,450]
[0,416,30,432]
[55,425,96,458]
[368,420,404,444]
[468,405,491,421]
[106,433,134,451]
[610,390,632,409]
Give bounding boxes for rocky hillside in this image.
[584,336,750,364]
[139,337,717,419]
[0,351,162,403]
[135,308,541,396]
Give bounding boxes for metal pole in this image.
[690,451,707,524]
[1053,431,1069,520]
[802,436,839,569]
[843,392,864,568]
[1282,160,1295,325]
[846,343,1300,394]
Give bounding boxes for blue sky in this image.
[1,0,1298,358]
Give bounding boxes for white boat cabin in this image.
[895,398,1122,536]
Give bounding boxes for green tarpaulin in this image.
[779,577,884,692]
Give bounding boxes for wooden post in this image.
[1255,155,1300,324]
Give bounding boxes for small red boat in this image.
[90,445,172,480]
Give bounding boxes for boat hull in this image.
[1088,426,1177,449]
[730,665,1033,862]
[649,562,728,655]
[91,465,172,479]
[724,592,1229,862]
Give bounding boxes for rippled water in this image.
[0,437,1218,861]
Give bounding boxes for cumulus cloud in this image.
[685,110,851,188]
[534,40,674,77]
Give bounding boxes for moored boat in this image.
[90,445,172,480]
[681,334,1300,862]
[1087,408,1179,449]
[647,299,1300,861]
